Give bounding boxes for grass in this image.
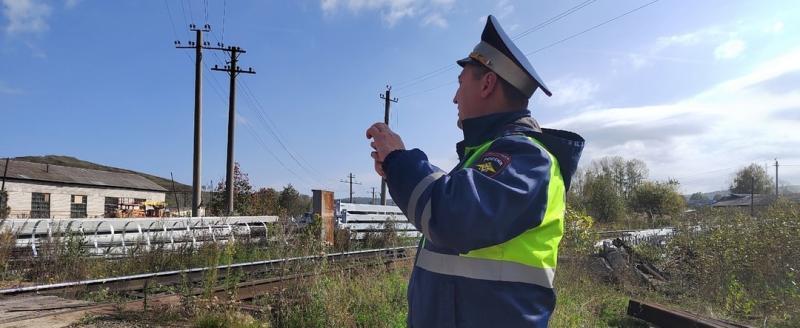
[17,203,800,327]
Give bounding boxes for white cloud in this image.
[495,0,513,20]
[2,0,51,35]
[321,0,338,14]
[0,81,22,95]
[714,39,746,59]
[422,12,447,28]
[767,20,784,33]
[320,0,454,27]
[546,77,599,107]
[65,0,81,9]
[549,48,800,193]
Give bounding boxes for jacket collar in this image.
[456,109,537,160]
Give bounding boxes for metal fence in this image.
[0,216,279,257]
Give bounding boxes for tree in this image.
[278,184,310,219]
[689,192,708,201]
[629,180,686,219]
[0,190,9,219]
[251,187,280,216]
[729,163,773,194]
[582,173,626,223]
[208,162,254,216]
[588,156,649,200]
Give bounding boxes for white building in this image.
[0,160,167,218]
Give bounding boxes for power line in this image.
[163,0,181,41]
[393,0,599,93]
[340,173,362,203]
[179,0,191,26]
[242,121,316,185]
[204,29,322,179]
[237,79,325,180]
[189,43,314,187]
[394,65,456,91]
[513,0,597,40]
[204,0,209,24]
[398,80,456,98]
[185,0,195,23]
[400,1,660,99]
[201,29,326,186]
[221,0,227,44]
[525,0,660,56]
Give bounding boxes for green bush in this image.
[561,207,595,257]
[661,199,800,325]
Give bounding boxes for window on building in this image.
[71,195,87,218]
[31,193,50,218]
[104,197,119,217]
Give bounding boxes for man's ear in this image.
[480,72,497,98]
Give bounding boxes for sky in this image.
[1,0,799,199]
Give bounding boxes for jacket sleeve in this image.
[383,134,553,253]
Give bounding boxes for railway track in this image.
[0,246,416,327]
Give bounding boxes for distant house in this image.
[0,160,167,218]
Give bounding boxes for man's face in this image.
[453,65,483,129]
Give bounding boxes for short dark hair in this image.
[468,63,529,108]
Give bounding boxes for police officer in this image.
[367,15,584,327]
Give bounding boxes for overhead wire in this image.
[237,79,326,180]
[186,0,195,23]
[393,0,600,93]
[179,0,191,26]
[399,0,660,99]
[512,0,597,40]
[221,0,227,44]
[201,28,328,186]
[165,4,317,188]
[525,0,660,56]
[204,0,209,25]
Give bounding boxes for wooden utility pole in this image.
[211,46,256,216]
[371,187,376,205]
[175,24,212,217]
[170,172,181,215]
[750,175,755,217]
[774,159,779,197]
[1,158,8,215]
[379,85,398,205]
[340,173,362,203]
[1,158,8,192]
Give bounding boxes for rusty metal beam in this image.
[627,299,753,328]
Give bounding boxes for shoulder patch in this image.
[472,152,511,177]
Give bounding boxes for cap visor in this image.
[456,57,475,67]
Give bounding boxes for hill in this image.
[10,155,191,192]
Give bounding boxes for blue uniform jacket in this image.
[383,110,584,327]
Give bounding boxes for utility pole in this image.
[379,85,398,205]
[750,175,755,217]
[175,24,211,217]
[211,46,256,216]
[1,158,8,215]
[1,158,8,192]
[340,173,362,204]
[371,187,376,205]
[774,159,779,197]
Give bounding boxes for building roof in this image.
[0,160,167,192]
[712,194,776,207]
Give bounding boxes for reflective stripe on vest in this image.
[415,135,565,289]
